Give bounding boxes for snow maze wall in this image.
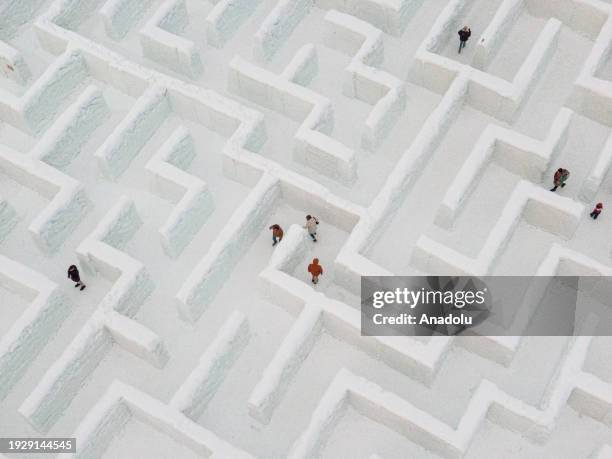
[1,0,612,457]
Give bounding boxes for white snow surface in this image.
[1,0,612,457]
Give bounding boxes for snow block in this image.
[77,197,153,315]
[22,49,89,135]
[248,306,323,423]
[0,0,48,40]
[436,108,572,229]
[206,0,261,48]
[0,146,91,254]
[0,40,31,84]
[0,256,71,400]
[20,311,168,433]
[324,10,406,152]
[413,0,560,122]
[536,244,612,305]
[62,381,255,458]
[581,122,612,201]
[335,76,467,292]
[254,0,314,61]
[171,311,249,419]
[145,126,214,258]
[414,181,584,276]
[281,44,318,86]
[31,84,110,169]
[176,175,281,322]
[229,56,357,182]
[95,85,170,180]
[21,198,160,433]
[287,368,466,458]
[139,0,203,79]
[20,315,114,432]
[105,311,169,368]
[473,0,524,70]
[0,198,17,243]
[100,0,153,40]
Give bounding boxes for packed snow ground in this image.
[1,0,612,458]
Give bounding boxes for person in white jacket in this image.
[303,215,319,242]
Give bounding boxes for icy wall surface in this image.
[1,0,612,457]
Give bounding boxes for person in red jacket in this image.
[308,258,323,284]
[269,224,284,246]
[458,26,471,54]
[590,202,603,219]
[550,168,570,192]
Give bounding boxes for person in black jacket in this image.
[68,265,86,291]
[458,26,471,53]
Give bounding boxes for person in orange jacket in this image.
[269,224,284,246]
[308,258,323,284]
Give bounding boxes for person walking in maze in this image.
[308,258,323,284]
[590,202,603,219]
[458,26,471,53]
[304,215,319,242]
[269,224,284,246]
[67,264,86,291]
[550,167,570,192]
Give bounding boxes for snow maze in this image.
[1,0,612,457]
